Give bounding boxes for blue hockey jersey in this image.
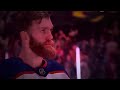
[0,57,70,79]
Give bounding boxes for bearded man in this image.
[0,11,70,79]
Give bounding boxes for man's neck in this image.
[19,48,43,68]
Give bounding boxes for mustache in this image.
[43,40,55,47]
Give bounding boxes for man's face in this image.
[27,17,56,59]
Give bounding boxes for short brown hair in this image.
[5,11,50,38]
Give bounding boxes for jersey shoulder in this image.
[45,60,65,72]
[45,60,69,76]
[0,57,33,79]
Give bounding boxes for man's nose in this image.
[46,31,53,40]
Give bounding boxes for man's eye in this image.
[41,29,46,32]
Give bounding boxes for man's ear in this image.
[20,31,30,48]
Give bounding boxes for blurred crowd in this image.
[53,21,120,79]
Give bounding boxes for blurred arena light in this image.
[72,11,104,22]
[72,11,87,19]
[76,46,81,79]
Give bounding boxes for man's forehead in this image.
[38,18,53,28]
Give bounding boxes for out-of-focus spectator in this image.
[79,39,89,53]
[68,29,78,37]
[0,43,5,62]
[80,52,91,79]
[104,51,120,79]
[64,54,76,79]
[68,48,76,66]
[0,36,8,60]
[58,30,67,40]
[105,40,118,55]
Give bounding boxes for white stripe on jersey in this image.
[46,73,70,79]
[16,73,70,79]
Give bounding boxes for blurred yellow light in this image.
[90,15,104,22]
[72,11,87,18]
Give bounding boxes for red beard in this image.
[29,36,56,59]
